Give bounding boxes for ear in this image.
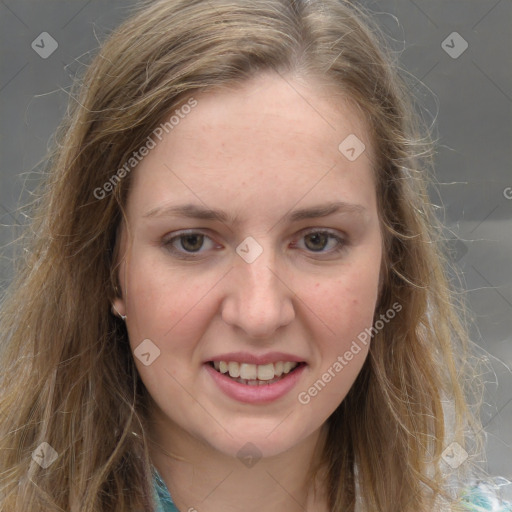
[111,221,129,319]
[112,295,127,319]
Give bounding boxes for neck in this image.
[148,412,330,512]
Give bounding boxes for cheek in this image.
[123,254,219,368]
[316,265,381,344]
[123,262,205,393]
[123,255,183,343]
[298,274,379,409]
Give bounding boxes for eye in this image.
[162,228,347,260]
[292,229,346,255]
[162,230,217,258]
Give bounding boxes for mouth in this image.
[207,360,306,386]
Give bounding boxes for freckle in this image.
[315,283,319,288]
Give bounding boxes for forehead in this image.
[127,72,377,219]
[168,72,371,162]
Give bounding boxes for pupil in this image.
[181,234,203,252]
[305,233,327,251]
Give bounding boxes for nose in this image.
[220,240,295,339]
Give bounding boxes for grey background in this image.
[1,0,511,493]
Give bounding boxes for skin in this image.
[113,71,383,512]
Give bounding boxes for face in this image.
[113,72,383,460]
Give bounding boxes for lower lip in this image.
[204,363,306,404]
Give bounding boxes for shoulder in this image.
[459,479,512,511]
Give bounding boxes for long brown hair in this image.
[0,1,487,510]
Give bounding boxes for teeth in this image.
[283,361,294,373]
[212,360,299,381]
[257,363,275,381]
[239,363,257,380]
[228,361,240,378]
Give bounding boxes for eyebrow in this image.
[143,201,366,224]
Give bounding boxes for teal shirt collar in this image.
[152,466,179,512]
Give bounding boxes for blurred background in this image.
[0,0,510,495]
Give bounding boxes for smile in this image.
[204,360,307,404]
[209,360,303,385]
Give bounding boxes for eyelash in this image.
[162,228,347,260]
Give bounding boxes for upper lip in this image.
[206,352,306,365]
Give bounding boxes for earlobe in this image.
[112,298,127,321]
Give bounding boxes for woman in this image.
[0,0,510,510]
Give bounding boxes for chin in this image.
[196,418,318,461]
